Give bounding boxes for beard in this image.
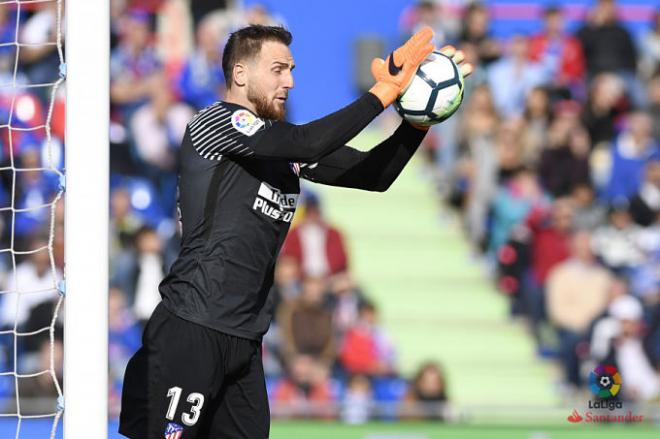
[247,84,286,121]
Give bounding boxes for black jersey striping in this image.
[188,104,254,159]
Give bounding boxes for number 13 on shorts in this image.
[166,386,205,426]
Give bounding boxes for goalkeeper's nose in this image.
[281,68,294,90]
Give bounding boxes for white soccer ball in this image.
[394,51,465,126]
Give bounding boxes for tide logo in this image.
[252,182,298,223]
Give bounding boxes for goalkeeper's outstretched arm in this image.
[298,120,427,192]
[191,27,435,164]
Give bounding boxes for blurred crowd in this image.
[0,0,65,416]
[2,0,657,423]
[405,0,660,402]
[106,0,659,420]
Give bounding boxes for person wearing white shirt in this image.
[0,237,61,328]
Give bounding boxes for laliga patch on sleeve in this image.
[231,109,265,136]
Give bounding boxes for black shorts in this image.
[119,303,270,438]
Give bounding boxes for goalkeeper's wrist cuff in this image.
[403,119,430,131]
[409,123,430,131]
[369,82,399,108]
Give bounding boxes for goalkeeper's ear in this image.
[232,62,248,88]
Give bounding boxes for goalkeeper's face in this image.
[246,41,295,121]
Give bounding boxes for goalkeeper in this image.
[120,24,471,438]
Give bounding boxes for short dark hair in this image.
[222,25,293,89]
[544,5,562,16]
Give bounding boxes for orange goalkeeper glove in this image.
[369,26,434,108]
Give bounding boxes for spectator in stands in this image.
[458,41,488,92]
[19,1,63,102]
[576,0,642,105]
[111,226,165,322]
[522,198,574,345]
[262,327,285,379]
[546,231,613,388]
[340,374,372,424]
[495,119,527,180]
[271,354,335,418]
[487,34,547,117]
[648,73,660,142]
[640,11,660,80]
[521,86,551,165]
[263,256,302,377]
[176,12,227,110]
[591,290,660,401]
[0,236,60,329]
[110,0,128,49]
[110,187,144,259]
[110,9,163,122]
[281,193,348,278]
[399,0,450,48]
[108,287,142,388]
[22,293,62,356]
[529,6,585,91]
[50,86,66,143]
[460,84,499,251]
[3,94,46,154]
[571,183,607,230]
[108,286,142,417]
[14,146,59,241]
[581,73,627,147]
[628,155,660,227]
[489,167,547,257]
[0,4,18,75]
[539,107,591,197]
[130,82,193,171]
[628,225,659,303]
[458,2,500,66]
[592,201,648,274]
[278,276,335,366]
[272,255,302,307]
[130,79,193,215]
[326,271,367,335]
[339,301,396,377]
[6,338,62,416]
[606,112,659,201]
[403,361,448,420]
[643,270,660,360]
[459,83,499,152]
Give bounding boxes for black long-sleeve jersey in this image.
[159,92,427,340]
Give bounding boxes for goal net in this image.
[0,0,65,437]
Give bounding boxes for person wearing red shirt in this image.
[271,354,335,419]
[523,197,574,351]
[529,6,585,91]
[339,302,396,377]
[281,192,349,278]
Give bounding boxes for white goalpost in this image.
[64,0,108,437]
[0,0,106,437]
